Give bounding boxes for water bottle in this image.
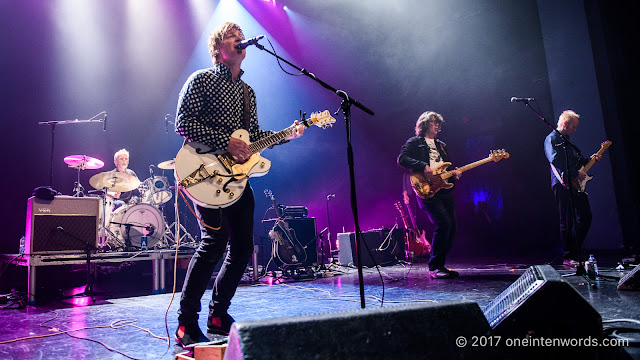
[589,254,598,276]
[140,235,148,251]
[19,236,25,254]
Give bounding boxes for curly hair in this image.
[415,111,444,137]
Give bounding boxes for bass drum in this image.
[109,203,165,249]
[142,176,173,205]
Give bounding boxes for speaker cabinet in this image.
[263,218,317,267]
[618,264,640,290]
[25,196,100,254]
[483,265,602,339]
[338,229,404,267]
[225,300,495,360]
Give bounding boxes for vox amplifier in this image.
[25,196,101,254]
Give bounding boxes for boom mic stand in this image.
[253,41,374,308]
[38,111,107,187]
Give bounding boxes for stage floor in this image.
[1,257,639,359]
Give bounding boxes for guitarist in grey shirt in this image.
[173,22,304,349]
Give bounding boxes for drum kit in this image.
[64,155,195,252]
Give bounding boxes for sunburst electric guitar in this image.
[571,140,611,193]
[411,149,510,200]
[175,110,335,209]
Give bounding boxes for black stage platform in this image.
[0,257,638,359]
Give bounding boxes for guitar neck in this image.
[582,143,609,173]
[249,126,296,154]
[441,156,493,179]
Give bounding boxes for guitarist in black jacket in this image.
[173,22,304,349]
[398,111,461,279]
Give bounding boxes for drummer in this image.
[108,148,140,208]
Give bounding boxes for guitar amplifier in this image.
[25,196,101,254]
[338,229,404,267]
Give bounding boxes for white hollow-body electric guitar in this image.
[174,110,335,209]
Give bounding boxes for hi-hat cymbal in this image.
[64,155,104,170]
[157,159,175,170]
[89,171,141,192]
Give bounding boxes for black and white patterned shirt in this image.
[175,63,273,151]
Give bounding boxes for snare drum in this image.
[109,203,165,249]
[142,176,172,205]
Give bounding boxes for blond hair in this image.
[114,148,129,161]
[558,110,580,127]
[208,22,244,63]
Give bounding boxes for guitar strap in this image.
[242,82,251,131]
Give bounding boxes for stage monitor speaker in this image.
[338,229,404,267]
[263,217,317,267]
[483,265,602,340]
[225,300,496,360]
[618,264,640,290]
[25,196,100,254]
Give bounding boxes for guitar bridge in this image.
[179,164,216,188]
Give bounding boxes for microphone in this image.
[510,97,535,103]
[327,194,335,200]
[235,35,265,50]
[103,113,107,131]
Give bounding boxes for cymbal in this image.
[157,159,175,170]
[64,155,104,170]
[89,171,141,192]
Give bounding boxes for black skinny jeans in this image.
[553,183,592,260]
[421,190,457,271]
[178,187,255,326]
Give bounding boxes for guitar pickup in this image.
[179,164,215,188]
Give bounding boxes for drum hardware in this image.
[64,155,104,197]
[156,158,197,247]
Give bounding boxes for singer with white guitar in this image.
[173,22,305,349]
[544,110,602,267]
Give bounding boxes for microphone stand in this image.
[56,227,100,301]
[518,101,596,286]
[325,194,335,267]
[254,43,374,308]
[38,111,107,186]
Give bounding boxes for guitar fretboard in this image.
[249,126,295,154]
[440,157,494,179]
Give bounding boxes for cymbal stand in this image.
[72,165,86,197]
[163,174,197,248]
[97,188,118,250]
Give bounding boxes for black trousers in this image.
[421,190,457,271]
[178,187,255,326]
[553,184,592,260]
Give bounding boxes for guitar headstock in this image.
[394,201,405,216]
[601,140,612,150]
[264,189,274,200]
[305,110,336,129]
[402,190,411,206]
[489,149,510,162]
